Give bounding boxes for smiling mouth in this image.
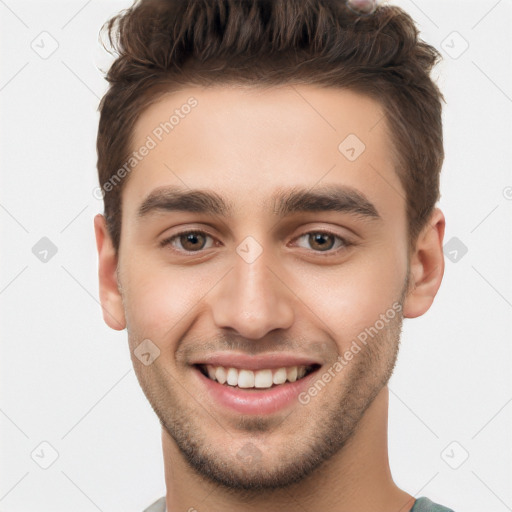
[195,363,321,390]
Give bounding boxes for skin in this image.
[94,84,445,512]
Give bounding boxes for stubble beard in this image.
[131,297,406,494]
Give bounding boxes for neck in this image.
[162,386,415,512]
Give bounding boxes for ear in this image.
[403,208,446,319]
[94,214,126,330]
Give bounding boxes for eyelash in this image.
[159,229,353,257]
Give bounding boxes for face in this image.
[105,84,413,489]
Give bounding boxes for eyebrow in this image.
[137,184,381,221]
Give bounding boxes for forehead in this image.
[124,84,404,219]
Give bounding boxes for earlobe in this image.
[94,214,126,330]
[402,208,446,319]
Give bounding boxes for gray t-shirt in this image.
[142,495,455,511]
[411,497,455,512]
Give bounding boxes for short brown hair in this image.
[96,0,445,254]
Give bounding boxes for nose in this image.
[210,245,295,340]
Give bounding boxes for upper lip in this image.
[191,352,322,371]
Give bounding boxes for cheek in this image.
[122,263,205,343]
[120,227,407,353]
[295,246,406,345]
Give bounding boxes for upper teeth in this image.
[204,365,309,389]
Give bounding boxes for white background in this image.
[0,0,511,511]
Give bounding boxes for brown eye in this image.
[161,230,215,253]
[308,233,336,251]
[179,232,208,251]
[294,231,351,254]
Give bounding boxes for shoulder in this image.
[411,496,456,512]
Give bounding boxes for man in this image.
[94,0,454,510]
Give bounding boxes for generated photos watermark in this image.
[298,301,402,405]
[93,96,198,200]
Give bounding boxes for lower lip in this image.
[193,366,320,415]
